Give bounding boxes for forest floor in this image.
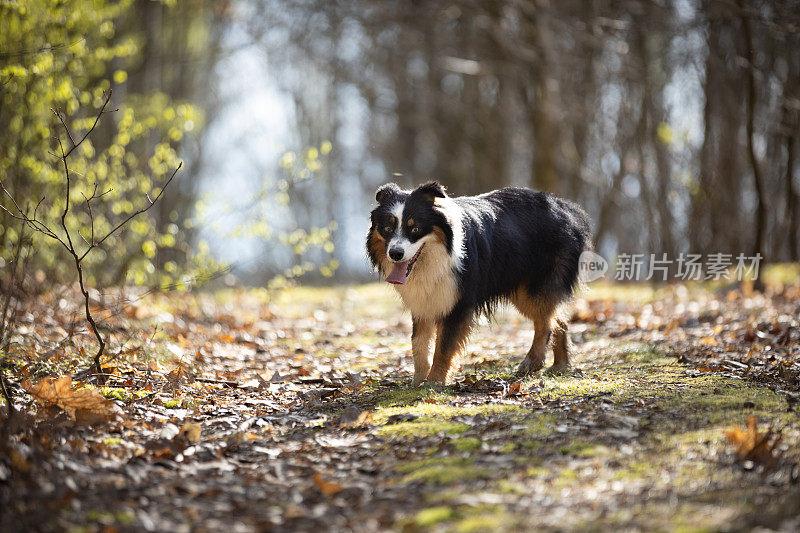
[1,274,800,532]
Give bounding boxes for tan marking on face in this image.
[432,226,448,245]
[368,228,390,273]
[407,218,415,227]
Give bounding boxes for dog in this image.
[366,181,592,385]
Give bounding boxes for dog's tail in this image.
[559,199,594,298]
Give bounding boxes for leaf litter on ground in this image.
[0,280,799,531]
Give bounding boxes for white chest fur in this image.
[391,240,460,321]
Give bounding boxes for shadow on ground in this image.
[2,283,798,531]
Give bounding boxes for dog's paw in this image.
[425,368,451,385]
[544,364,582,377]
[412,373,428,387]
[516,356,545,377]
[421,381,448,391]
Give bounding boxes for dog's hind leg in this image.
[546,318,573,375]
[411,317,436,385]
[426,307,473,385]
[512,291,556,376]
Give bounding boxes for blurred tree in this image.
[246,0,800,267]
[4,0,798,282]
[0,0,225,287]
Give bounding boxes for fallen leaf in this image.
[23,376,120,425]
[313,472,344,496]
[699,336,718,346]
[340,407,373,428]
[8,447,30,473]
[507,380,526,396]
[724,415,782,466]
[386,413,419,424]
[166,365,194,389]
[240,378,261,390]
[179,421,202,443]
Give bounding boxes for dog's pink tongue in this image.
[386,261,410,285]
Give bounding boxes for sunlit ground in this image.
[2,267,799,531]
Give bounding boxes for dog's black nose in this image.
[389,248,404,261]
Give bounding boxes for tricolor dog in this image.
[367,182,592,385]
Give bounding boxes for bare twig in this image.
[80,162,181,261]
[0,89,181,380]
[0,366,14,419]
[0,220,28,350]
[51,90,115,158]
[0,38,86,60]
[0,219,30,421]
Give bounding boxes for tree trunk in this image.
[785,119,798,261]
[739,0,767,259]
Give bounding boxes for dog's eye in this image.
[411,226,420,234]
[383,225,393,234]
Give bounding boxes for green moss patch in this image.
[412,506,454,527]
[100,387,148,402]
[559,439,606,458]
[398,457,490,485]
[379,417,470,439]
[454,437,483,452]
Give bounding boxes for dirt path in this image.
[1,283,799,531]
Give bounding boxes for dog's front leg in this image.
[427,306,473,385]
[411,317,436,385]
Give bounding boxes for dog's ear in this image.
[413,181,447,203]
[375,183,401,203]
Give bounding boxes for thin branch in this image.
[0,195,61,242]
[81,189,95,245]
[32,196,45,220]
[0,38,86,60]
[0,181,29,220]
[0,87,181,380]
[0,365,14,421]
[80,162,182,261]
[58,137,75,253]
[53,109,76,148]
[54,89,114,159]
[0,219,29,423]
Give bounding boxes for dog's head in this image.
[367,181,458,284]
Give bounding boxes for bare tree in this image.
[0,90,180,378]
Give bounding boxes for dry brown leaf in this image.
[313,472,344,496]
[340,407,373,428]
[507,380,523,396]
[23,376,120,425]
[699,336,718,346]
[724,415,782,466]
[8,447,30,473]
[166,365,194,386]
[179,421,202,443]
